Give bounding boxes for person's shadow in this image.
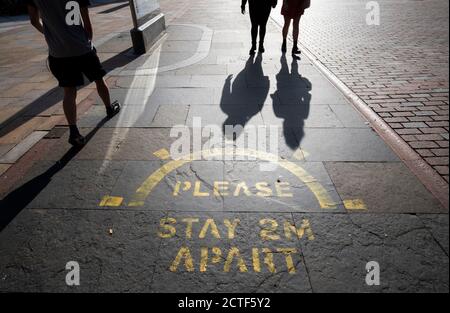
[271,55,311,150]
[220,54,269,140]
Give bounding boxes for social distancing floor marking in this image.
[159,217,315,274]
[100,149,344,209]
[99,148,367,211]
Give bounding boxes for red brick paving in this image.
[295,0,449,183]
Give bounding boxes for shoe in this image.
[259,44,265,53]
[292,46,301,55]
[249,42,257,55]
[68,133,86,147]
[106,100,121,118]
[281,41,287,53]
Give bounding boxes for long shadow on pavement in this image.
[0,48,137,139]
[220,54,269,140]
[272,54,311,149]
[220,53,311,149]
[0,117,110,232]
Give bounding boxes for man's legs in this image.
[63,87,78,126]
[95,78,121,117]
[63,87,85,146]
[95,78,111,108]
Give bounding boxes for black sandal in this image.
[68,134,86,147]
[292,47,301,55]
[106,101,121,118]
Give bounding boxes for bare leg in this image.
[63,87,78,126]
[282,16,291,41]
[282,16,291,52]
[95,78,111,108]
[292,16,301,54]
[293,16,301,44]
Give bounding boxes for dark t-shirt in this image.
[27,0,93,58]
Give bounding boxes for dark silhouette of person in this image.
[220,54,269,140]
[271,55,311,149]
[241,0,278,55]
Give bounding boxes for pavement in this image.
[272,0,449,184]
[0,0,448,293]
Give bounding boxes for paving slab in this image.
[0,209,164,292]
[23,160,126,209]
[222,161,343,213]
[293,213,449,292]
[151,212,312,293]
[300,128,400,162]
[325,162,445,213]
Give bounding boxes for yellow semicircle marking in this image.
[128,148,338,209]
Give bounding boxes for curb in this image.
[270,15,449,210]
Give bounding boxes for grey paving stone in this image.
[95,88,153,106]
[150,104,190,127]
[78,103,160,128]
[294,213,449,292]
[96,32,132,53]
[325,162,445,213]
[73,128,176,161]
[329,104,369,128]
[418,214,449,255]
[261,105,344,129]
[174,64,228,75]
[151,212,312,292]
[277,86,348,105]
[148,88,216,105]
[0,209,165,292]
[300,128,400,162]
[25,160,127,209]
[166,25,203,41]
[187,104,265,128]
[190,75,246,88]
[223,161,344,213]
[162,40,201,52]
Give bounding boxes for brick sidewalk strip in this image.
[272,0,449,185]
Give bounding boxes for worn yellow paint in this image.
[170,246,195,272]
[344,199,368,211]
[211,247,222,265]
[158,217,177,239]
[259,219,281,241]
[214,181,230,197]
[255,182,272,197]
[224,247,248,273]
[252,248,261,273]
[277,248,297,274]
[193,181,209,197]
[99,196,124,207]
[153,148,171,160]
[199,219,221,239]
[223,219,240,239]
[127,148,338,209]
[284,219,315,241]
[182,218,199,239]
[262,248,276,273]
[233,182,252,197]
[275,182,293,197]
[200,247,208,272]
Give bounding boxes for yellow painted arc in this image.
[128,148,338,209]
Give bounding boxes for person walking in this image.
[281,0,310,55]
[241,0,278,55]
[26,0,121,147]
